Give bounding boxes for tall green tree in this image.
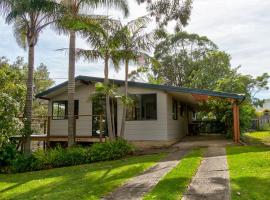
[130,32,219,86]
[118,16,154,138]
[0,0,61,153]
[59,0,129,146]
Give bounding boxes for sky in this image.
[0,0,269,99]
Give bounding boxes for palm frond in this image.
[13,18,27,49]
[79,0,129,17]
[75,48,102,61]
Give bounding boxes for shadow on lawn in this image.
[0,156,160,200]
[242,135,270,146]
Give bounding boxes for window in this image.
[127,94,157,120]
[172,98,178,120]
[52,100,79,120]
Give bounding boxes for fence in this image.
[188,120,226,136]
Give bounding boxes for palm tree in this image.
[73,19,124,140]
[0,0,61,153]
[119,16,154,138]
[59,0,129,146]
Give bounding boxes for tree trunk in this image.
[68,30,76,147]
[23,44,35,153]
[104,56,114,140]
[120,59,129,138]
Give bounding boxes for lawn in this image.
[243,131,270,145]
[0,154,165,200]
[143,149,203,200]
[226,146,270,200]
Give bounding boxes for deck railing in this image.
[18,114,106,143]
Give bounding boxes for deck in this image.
[12,134,106,143]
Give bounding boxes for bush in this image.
[0,144,18,166]
[6,139,134,173]
[88,139,134,162]
[11,153,37,173]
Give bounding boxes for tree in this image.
[118,16,154,138]
[0,0,61,153]
[0,57,54,141]
[199,70,269,133]
[139,0,193,31]
[58,0,129,146]
[0,93,23,148]
[130,31,219,86]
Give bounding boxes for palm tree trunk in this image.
[68,30,76,147]
[104,56,114,140]
[120,59,129,138]
[23,43,35,153]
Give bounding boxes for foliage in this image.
[6,139,134,173]
[0,143,18,170]
[227,146,270,200]
[0,57,26,112]
[143,149,203,200]
[0,154,164,200]
[88,139,134,162]
[139,0,193,31]
[0,56,54,116]
[0,93,23,147]
[130,31,220,86]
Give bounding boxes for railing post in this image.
[47,116,51,148]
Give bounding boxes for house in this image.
[35,76,245,147]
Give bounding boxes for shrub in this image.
[11,153,37,173]
[88,139,134,162]
[5,139,134,173]
[0,143,18,166]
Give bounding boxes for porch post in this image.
[232,100,240,143]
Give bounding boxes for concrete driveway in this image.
[173,135,235,150]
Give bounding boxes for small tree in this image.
[118,16,154,138]
[0,93,23,148]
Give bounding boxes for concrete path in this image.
[182,147,231,200]
[102,149,189,200]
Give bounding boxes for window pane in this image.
[52,101,66,120]
[127,94,157,121]
[142,94,157,120]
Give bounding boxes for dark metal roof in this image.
[36,75,245,100]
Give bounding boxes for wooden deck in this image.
[12,134,106,143]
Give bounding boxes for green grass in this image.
[226,146,270,200]
[0,154,165,200]
[143,149,203,200]
[243,131,270,145]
